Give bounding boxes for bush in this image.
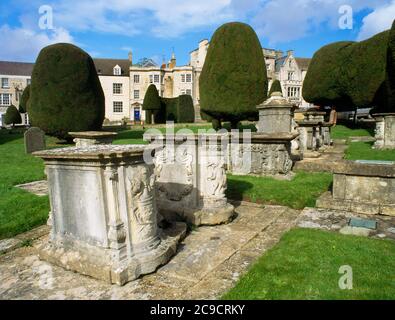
[177,95,195,123]
[4,105,22,126]
[29,43,105,140]
[303,30,390,111]
[269,80,282,96]
[143,84,162,124]
[19,85,30,113]
[161,97,178,122]
[199,22,268,128]
[386,19,395,112]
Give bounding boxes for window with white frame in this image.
[1,78,9,88]
[0,93,11,106]
[186,74,192,83]
[113,101,123,113]
[149,75,153,83]
[181,74,185,83]
[154,74,160,83]
[134,90,140,99]
[113,66,121,76]
[27,78,31,85]
[133,75,140,83]
[288,72,294,81]
[113,83,122,94]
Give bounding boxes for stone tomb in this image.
[24,127,46,154]
[145,133,234,226]
[34,145,186,285]
[69,131,118,147]
[373,114,395,149]
[316,160,395,216]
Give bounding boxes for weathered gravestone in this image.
[24,127,46,154]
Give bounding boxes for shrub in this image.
[269,80,282,96]
[142,84,161,124]
[19,85,30,113]
[199,22,268,129]
[177,95,195,123]
[303,30,390,111]
[4,105,22,126]
[161,97,179,122]
[386,19,395,112]
[29,43,105,140]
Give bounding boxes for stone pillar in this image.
[374,114,395,149]
[34,145,186,286]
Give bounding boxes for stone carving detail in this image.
[154,146,194,201]
[207,161,227,197]
[129,166,160,253]
[374,119,385,149]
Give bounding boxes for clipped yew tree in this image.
[386,19,395,112]
[199,22,268,129]
[19,85,30,113]
[4,105,22,126]
[303,30,390,110]
[269,80,283,96]
[177,94,195,123]
[143,84,161,124]
[29,43,104,140]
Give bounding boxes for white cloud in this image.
[250,0,391,45]
[0,25,73,61]
[357,0,395,40]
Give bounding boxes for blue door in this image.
[134,108,141,122]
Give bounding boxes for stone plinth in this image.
[144,134,234,226]
[34,145,186,285]
[316,160,395,216]
[373,114,395,149]
[69,131,117,147]
[256,92,293,134]
[228,132,298,179]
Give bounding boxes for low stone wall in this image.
[316,160,395,216]
[34,145,186,285]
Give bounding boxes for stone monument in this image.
[145,133,234,226]
[24,127,46,154]
[69,131,118,147]
[373,114,395,149]
[34,145,186,285]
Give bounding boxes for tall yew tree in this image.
[199,22,268,129]
[29,43,105,140]
[142,84,161,124]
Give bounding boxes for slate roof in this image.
[0,59,131,77]
[0,61,34,76]
[93,59,130,76]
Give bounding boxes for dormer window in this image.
[113,65,121,76]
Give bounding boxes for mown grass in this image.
[227,171,333,209]
[331,124,374,139]
[345,141,395,161]
[223,228,395,300]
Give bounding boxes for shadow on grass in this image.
[0,129,25,145]
[226,178,254,201]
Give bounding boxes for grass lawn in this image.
[331,124,374,139]
[223,228,395,300]
[0,129,50,239]
[345,141,395,161]
[227,171,333,209]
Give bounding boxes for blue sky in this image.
[1,0,394,65]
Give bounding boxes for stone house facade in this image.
[0,61,33,126]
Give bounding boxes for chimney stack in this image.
[128,51,133,64]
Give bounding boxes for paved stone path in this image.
[15,180,48,197]
[0,203,299,300]
[294,140,348,173]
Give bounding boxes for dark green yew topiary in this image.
[19,85,30,113]
[29,43,105,140]
[177,95,195,123]
[386,19,395,112]
[303,30,390,111]
[4,105,22,126]
[143,84,162,124]
[199,22,268,128]
[269,80,283,96]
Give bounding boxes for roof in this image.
[93,58,130,76]
[295,58,311,71]
[0,61,34,76]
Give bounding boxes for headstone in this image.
[24,127,46,154]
